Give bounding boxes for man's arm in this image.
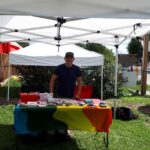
[75,76,82,99]
[49,74,57,93]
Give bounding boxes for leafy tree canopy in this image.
[17,42,29,48]
[127,38,143,59]
[78,43,115,65]
[78,43,118,99]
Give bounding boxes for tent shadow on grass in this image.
[0,124,17,150]
[16,134,81,150]
[0,124,81,150]
[138,105,150,117]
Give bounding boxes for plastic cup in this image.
[48,93,54,102]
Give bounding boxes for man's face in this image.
[64,56,74,66]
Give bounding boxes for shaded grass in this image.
[0,87,20,98]
[0,96,150,150]
[0,77,21,98]
[0,105,16,150]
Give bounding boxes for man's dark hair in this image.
[65,52,74,58]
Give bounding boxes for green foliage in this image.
[78,43,115,65]
[17,66,55,92]
[0,76,22,98]
[0,87,20,98]
[78,43,117,99]
[127,38,143,59]
[2,78,22,87]
[17,42,29,47]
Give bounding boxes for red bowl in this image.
[20,93,39,103]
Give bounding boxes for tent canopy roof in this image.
[0,1,150,52]
[1,16,150,48]
[9,43,104,66]
[0,0,150,19]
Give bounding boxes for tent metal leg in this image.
[103,132,109,149]
[114,45,119,119]
[95,132,109,149]
[101,65,104,100]
[7,63,11,102]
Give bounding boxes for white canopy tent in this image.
[1,16,150,46]
[0,0,150,118]
[2,16,150,104]
[0,0,150,19]
[9,43,103,66]
[1,16,149,117]
[8,43,104,101]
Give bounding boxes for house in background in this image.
[118,54,140,67]
[118,54,141,87]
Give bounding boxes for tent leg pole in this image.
[101,65,103,100]
[114,45,118,119]
[7,63,11,102]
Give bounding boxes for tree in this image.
[17,66,55,93]
[17,42,29,48]
[127,38,143,59]
[78,43,117,99]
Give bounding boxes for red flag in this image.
[0,42,22,54]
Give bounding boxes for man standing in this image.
[49,52,82,141]
[50,52,82,99]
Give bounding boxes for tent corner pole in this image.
[101,65,104,100]
[114,45,119,119]
[7,62,11,102]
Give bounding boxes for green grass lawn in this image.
[120,85,150,95]
[0,96,150,150]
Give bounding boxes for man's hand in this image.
[74,94,80,100]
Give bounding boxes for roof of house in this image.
[118,54,140,67]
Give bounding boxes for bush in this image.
[17,66,55,93]
[0,87,20,98]
[79,43,117,99]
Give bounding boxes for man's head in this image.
[65,52,74,58]
[64,52,74,67]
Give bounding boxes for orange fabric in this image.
[82,106,112,132]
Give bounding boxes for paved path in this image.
[146,91,150,95]
[147,73,150,85]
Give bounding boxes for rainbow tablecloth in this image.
[14,101,112,135]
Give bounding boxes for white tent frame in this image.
[1,0,150,19]
[0,0,150,122]
[0,15,149,119]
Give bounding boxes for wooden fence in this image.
[0,54,17,82]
